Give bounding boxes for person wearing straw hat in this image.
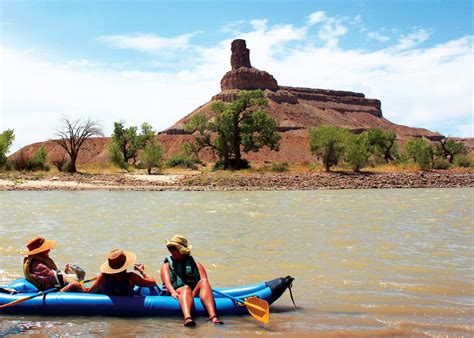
[87,249,156,296]
[161,235,223,327]
[23,236,85,292]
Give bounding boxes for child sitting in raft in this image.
[22,236,85,292]
[161,235,223,327]
[87,249,156,296]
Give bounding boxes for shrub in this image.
[0,129,15,168]
[345,133,371,172]
[26,145,49,171]
[4,159,15,171]
[453,154,471,168]
[309,125,350,171]
[404,137,433,170]
[52,157,68,171]
[109,142,129,170]
[271,161,289,172]
[167,154,198,169]
[14,150,29,171]
[139,141,164,174]
[432,158,450,170]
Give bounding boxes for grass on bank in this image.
[1,157,473,180]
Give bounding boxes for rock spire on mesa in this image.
[220,39,279,91]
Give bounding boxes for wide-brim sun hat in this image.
[166,235,192,255]
[23,236,56,256]
[100,249,136,274]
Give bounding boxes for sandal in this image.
[209,315,224,325]
[184,317,196,327]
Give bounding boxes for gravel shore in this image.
[0,170,473,191]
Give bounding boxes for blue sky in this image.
[1,0,473,152]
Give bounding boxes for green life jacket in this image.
[164,255,201,290]
[23,255,59,290]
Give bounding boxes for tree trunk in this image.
[69,155,77,173]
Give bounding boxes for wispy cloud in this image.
[220,20,246,33]
[318,17,348,48]
[395,28,431,50]
[97,32,198,55]
[307,11,326,25]
[368,31,390,42]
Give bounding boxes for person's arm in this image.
[129,264,156,288]
[160,263,179,299]
[85,274,104,293]
[30,261,57,285]
[196,262,209,281]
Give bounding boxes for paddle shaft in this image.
[212,289,265,312]
[0,277,96,309]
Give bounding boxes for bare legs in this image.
[176,278,223,326]
[176,286,195,326]
[193,278,223,324]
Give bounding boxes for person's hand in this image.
[171,291,179,300]
[134,263,145,274]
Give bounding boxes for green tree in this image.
[139,140,164,174]
[186,90,281,170]
[404,137,434,170]
[55,117,103,173]
[27,145,49,171]
[309,125,350,171]
[345,132,371,172]
[0,129,15,168]
[367,128,397,162]
[437,138,468,163]
[109,122,156,168]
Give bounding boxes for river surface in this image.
[0,189,473,337]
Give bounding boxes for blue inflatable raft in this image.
[0,276,294,317]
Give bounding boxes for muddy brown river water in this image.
[0,189,472,336]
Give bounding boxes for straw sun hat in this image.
[165,235,192,255]
[100,249,137,274]
[23,236,56,256]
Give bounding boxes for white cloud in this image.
[97,33,197,55]
[1,14,473,153]
[220,20,246,33]
[308,11,326,25]
[394,28,431,51]
[318,18,348,48]
[250,19,268,31]
[368,31,390,42]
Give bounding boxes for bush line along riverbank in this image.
[0,170,473,191]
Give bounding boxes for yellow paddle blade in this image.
[244,297,270,324]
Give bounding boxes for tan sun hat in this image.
[165,235,192,255]
[23,236,56,256]
[100,249,136,274]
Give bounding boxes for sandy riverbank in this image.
[0,170,473,191]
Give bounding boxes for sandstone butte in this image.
[11,39,474,165]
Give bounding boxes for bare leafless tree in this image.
[54,117,103,173]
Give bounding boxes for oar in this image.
[0,277,97,309]
[212,289,270,324]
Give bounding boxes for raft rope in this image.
[288,281,296,308]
